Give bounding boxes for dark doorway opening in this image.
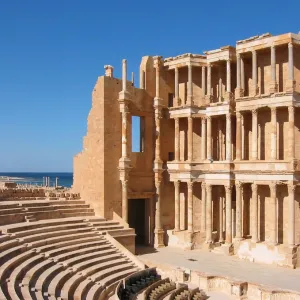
[128,199,146,245]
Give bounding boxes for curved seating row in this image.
[0,216,139,300]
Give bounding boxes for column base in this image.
[202,241,214,251]
[249,85,259,97]
[154,229,165,248]
[118,90,131,101]
[269,81,278,94]
[174,97,182,107]
[118,157,131,172]
[224,91,233,103]
[205,95,213,105]
[154,159,163,171]
[234,88,244,99]
[220,243,234,255]
[286,80,296,92]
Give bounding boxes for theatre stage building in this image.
[73,32,300,268]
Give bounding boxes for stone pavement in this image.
[136,246,300,293]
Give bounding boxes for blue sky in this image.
[0,0,299,172]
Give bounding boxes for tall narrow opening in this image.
[132,116,145,152]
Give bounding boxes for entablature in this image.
[164,53,207,70]
[204,46,236,63]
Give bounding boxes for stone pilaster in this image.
[187,64,193,106]
[288,183,296,246]
[174,67,181,106]
[206,184,212,243]
[269,45,278,93]
[175,118,180,161]
[225,60,233,101]
[202,66,206,98]
[219,186,224,243]
[251,183,259,243]
[235,181,243,240]
[207,116,212,161]
[235,53,244,98]
[226,113,232,161]
[154,179,164,247]
[269,182,277,246]
[121,180,128,223]
[288,106,295,160]
[206,63,213,104]
[174,180,180,232]
[241,56,245,92]
[201,117,206,161]
[188,116,193,162]
[201,182,206,233]
[236,112,241,160]
[271,107,277,160]
[251,109,258,160]
[225,184,233,244]
[187,181,194,233]
[286,43,295,92]
[250,50,259,96]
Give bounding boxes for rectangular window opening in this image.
[168,93,174,108]
[132,116,145,152]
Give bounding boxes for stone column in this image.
[271,107,277,160]
[188,117,193,161]
[226,114,232,161]
[202,66,206,98]
[174,180,180,232]
[269,46,278,93]
[206,63,212,103]
[201,117,206,161]
[218,67,222,102]
[286,43,295,92]
[225,184,232,244]
[236,112,241,160]
[288,183,296,246]
[288,106,295,160]
[206,184,212,243]
[175,118,180,161]
[155,112,162,165]
[187,181,194,233]
[207,116,212,160]
[122,59,127,92]
[251,183,259,243]
[175,67,180,106]
[241,56,245,92]
[154,180,164,247]
[241,114,245,160]
[121,180,128,223]
[235,181,243,240]
[201,182,206,233]
[252,109,258,160]
[270,182,277,245]
[235,53,243,98]
[225,60,232,101]
[250,50,258,96]
[219,187,224,243]
[187,64,193,106]
[121,109,129,159]
[155,60,160,99]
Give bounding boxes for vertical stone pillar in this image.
[226,114,232,161]
[241,114,245,160]
[241,56,245,92]
[252,109,258,160]
[251,183,259,243]
[154,180,164,247]
[288,106,295,160]
[286,43,295,92]
[250,50,258,96]
[235,53,243,98]
[187,181,194,233]
[219,187,224,243]
[188,117,193,161]
[122,59,127,92]
[206,63,212,103]
[155,113,162,164]
[225,60,232,101]
[155,60,160,99]
[201,182,206,233]
[201,117,206,161]
[225,184,233,244]
[174,180,180,232]
[288,183,296,246]
[175,118,180,161]
[236,112,241,160]
[206,184,212,243]
[235,181,243,240]
[202,66,206,98]
[271,107,277,160]
[175,67,180,106]
[270,182,277,245]
[269,45,278,93]
[187,64,193,106]
[121,109,129,158]
[121,180,128,223]
[218,67,222,102]
[207,116,212,160]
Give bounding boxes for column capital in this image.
[236,181,243,189]
[270,181,277,193]
[226,113,231,121]
[174,180,180,188]
[121,180,128,190]
[288,42,293,49]
[288,105,295,114]
[206,115,212,121]
[271,106,277,113]
[201,181,206,188]
[236,52,241,58]
[271,44,276,50]
[236,111,241,118]
[206,184,212,192]
[201,117,206,124]
[225,184,233,193]
[187,181,194,189]
[252,49,257,55]
[252,108,258,116]
[251,182,258,193]
[288,183,296,193]
[155,180,162,190]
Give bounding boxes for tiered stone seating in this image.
[117,268,161,299]
[0,216,140,300]
[144,278,176,300]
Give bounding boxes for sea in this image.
[0,172,73,188]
